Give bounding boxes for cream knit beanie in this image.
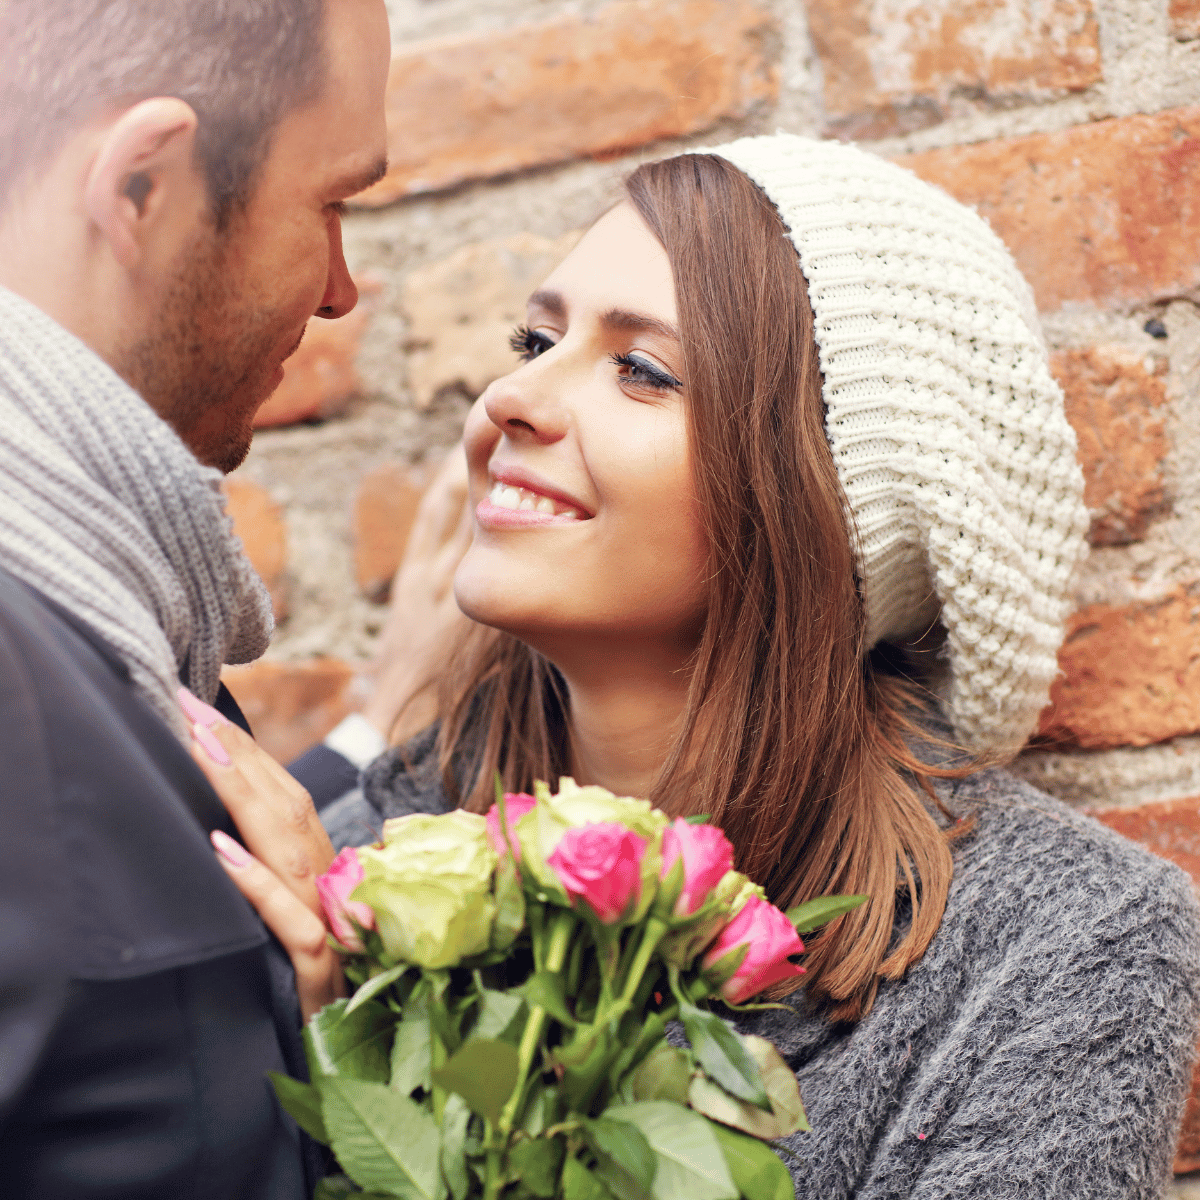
[698,135,1088,756]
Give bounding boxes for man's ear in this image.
[83,97,201,270]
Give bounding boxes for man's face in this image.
[118,0,390,472]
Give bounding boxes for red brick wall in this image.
[227,4,1200,1171]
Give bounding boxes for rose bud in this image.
[660,819,734,916]
[547,821,646,924]
[316,847,375,953]
[701,895,805,1004]
[486,792,537,861]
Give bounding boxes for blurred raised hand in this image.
[360,443,473,744]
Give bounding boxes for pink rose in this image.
[660,819,734,915]
[547,822,646,924]
[316,847,376,953]
[486,792,538,860]
[701,895,805,1004]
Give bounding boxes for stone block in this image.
[403,231,582,410]
[809,0,1100,139]
[252,280,378,428]
[1087,796,1200,1174]
[1172,0,1200,40]
[1052,345,1169,546]
[221,658,359,765]
[221,478,288,621]
[900,108,1200,312]
[1038,587,1200,749]
[355,0,778,206]
[353,461,430,602]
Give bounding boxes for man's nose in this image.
[315,216,357,319]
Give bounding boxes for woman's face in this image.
[455,203,707,665]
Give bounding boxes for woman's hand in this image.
[361,444,473,743]
[181,688,346,1021]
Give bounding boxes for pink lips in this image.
[477,464,592,530]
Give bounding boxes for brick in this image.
[1085,797,1200,1172]
[1037,587,1200,749]
[899,108,1200,312]
[221,479,288,621]
[353,461,430,602]
[355,0,777,206]
[1172,0,1200,40]
[809,0,1100,139]
[221,658,359,764]
[252,280,379,428]
[404,231,581,409]
[1052,345,1169,546]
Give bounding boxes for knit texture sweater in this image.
[322,744,1200,1199]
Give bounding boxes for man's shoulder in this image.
[0,565,266,979]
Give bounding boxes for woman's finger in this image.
[210,830,346,1022]
[184,689,334,916]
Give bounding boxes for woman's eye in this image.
[509,324,556,361]
[610,352,683,393]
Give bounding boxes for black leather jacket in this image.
[0,567,317,1198]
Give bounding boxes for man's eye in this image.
[509,325,556,361]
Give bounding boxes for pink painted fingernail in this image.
[192,722,231,767]
[211,829,251,867]
[178,686,230,728]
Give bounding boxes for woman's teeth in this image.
[488,481,582,520]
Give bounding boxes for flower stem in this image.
[497,910,575,1141]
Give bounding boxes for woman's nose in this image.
[482,363,570,445]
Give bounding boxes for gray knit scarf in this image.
[0,285,274,738]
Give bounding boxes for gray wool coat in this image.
[323,739,1200,1199]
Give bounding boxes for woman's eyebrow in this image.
[600,308,680,342]
[527,289,567,319]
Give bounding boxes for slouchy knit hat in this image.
[697,135,1088,756]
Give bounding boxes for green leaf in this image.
[784,895,867,935]
[629,1045,692,1105]
[679,1003,769,1111]
[708,1124,794,1200]
[347,964,410,1015]
[390,992,433,1097]
[687,1036,808,1140]
[518,971,577,1026]
[508,1136,566,1198]
[562,1154,616,1200]
[313,1177,356,1200]
[305,998,395,1084]
[583,1116,657,1200]
[269,1072,328,1144]
[440,1094,472,1200]
[472,987,527,1044]
[313,1178,398,1200]
[604,1102,737,1200]
[431,1037,520,1125]
[321,1077,444,1200]
[491,853,526,952]
[683,815,711,825]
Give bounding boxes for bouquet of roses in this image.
[271,778,865,1200]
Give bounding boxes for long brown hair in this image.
[430,155,963,1021]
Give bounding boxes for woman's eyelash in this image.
[510,324,555,361]
[610,352,683,392]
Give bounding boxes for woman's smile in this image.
[476,465,592,528]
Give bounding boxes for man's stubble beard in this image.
[115,227,290,474]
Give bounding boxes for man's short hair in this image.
[0,0,326,228]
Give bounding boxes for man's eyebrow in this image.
[336,156,389,198]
